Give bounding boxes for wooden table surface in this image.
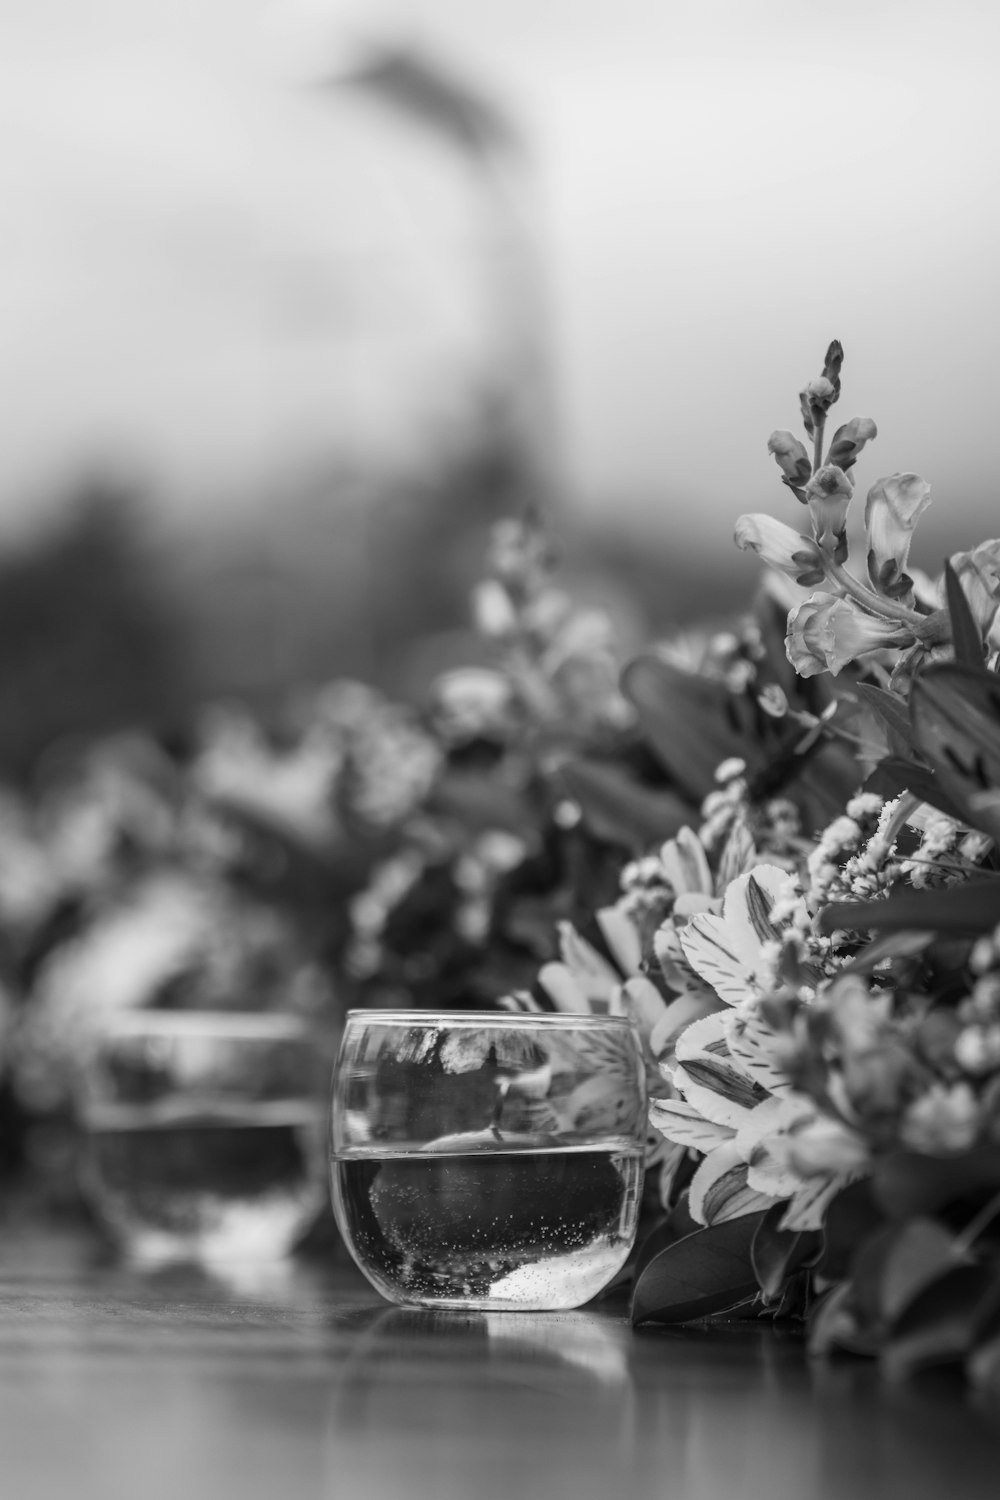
[0,1215,997,1500]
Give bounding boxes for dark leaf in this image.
[840,928,934,976]
[873,1146,1000,1220]
[818,879,1000,939]
[880,1219,968,1325]
[910,663,1000,835]
[633,1196,700,1282]
[863,758,967,821]
[631,1211,767,1326]
[808,1282,878,1357]
[557,759,689,853]
[816,1180,886,1283]
[852,683,916,757]
[881,1265,1000,1381]
[944,558,986,667]
[622,655,756,803]
[751,1201,822,1301]
[851,1218,965,1328]
[968,1331,1000,1394]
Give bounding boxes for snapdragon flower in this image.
[865,472,933,601]
[785,594,910,677]
[733,515,825,587]
[804,465,853,560]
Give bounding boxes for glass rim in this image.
[342,1008,632,1029]
[90,1009,312,1040]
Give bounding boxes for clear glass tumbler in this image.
[78,1011,328,1263]
[330,1010,647,1310]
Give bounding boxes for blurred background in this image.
[2,0,998,766]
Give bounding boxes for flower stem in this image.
[953,1187,1000,1257]
[824,559,926,628]
[812,415,825,475]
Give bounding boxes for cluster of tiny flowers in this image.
[955,927,1000,1076]
[806,795,903,906]
[897,812,961,889]
[836,797,907,900]
[699,759,749,852]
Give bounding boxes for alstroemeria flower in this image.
[785,593,909,677]
[865,472,932,600]
[651,1012,860,1230]
[803,464,853,558]
[949,539,1000,650]
[734,515,825,588]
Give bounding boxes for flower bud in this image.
[826,416,877,473]
[798,340,843,435]
[472,579,518,638]
[767,430,812,500]
[785,594,910,678]
[803,465,853,560]
[865,472,932,600]
[734,515,825,587]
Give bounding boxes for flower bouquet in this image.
[495,342,1000,1393]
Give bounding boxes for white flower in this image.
[804,465,853,556]
[900,1083,981,1155]
[786,593,909,677]
[865,472,932,599]
[734,515,824,587]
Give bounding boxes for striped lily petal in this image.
[689,1141,779,1226]
[679,865,793,1006]
[595,905,642,976]
[557,923,620,1002]
[670,1064,759,1130]
[659,826,712,897]
[725,1010,795,1097]
[648,1098,735,1153]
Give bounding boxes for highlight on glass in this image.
[330,1010,647,1311]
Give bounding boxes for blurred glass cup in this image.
[330,1010,647,1311]
[78,1011,328,1263]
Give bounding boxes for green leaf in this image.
[840,928,934,976]
[881,1265,1000,1380]
[808,1282,878,1357]
[863,757,966,821]
[880,1219,968,1324]
[816,1180,886,1283]
[557,759,689,853]
[622,655,754,803]
[910,663,1000,835]
[968,1331,1000,1394]
[818,879,1000,938]
[751,1201,822,1301]
[631,1211,767,1326]
[872,1146,1000,1220]
[852,1218,966,1329]
[852,682,916,757]
[944,558,986,667]
[633,1197,700,1282]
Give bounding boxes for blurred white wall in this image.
[1,0,998,558]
